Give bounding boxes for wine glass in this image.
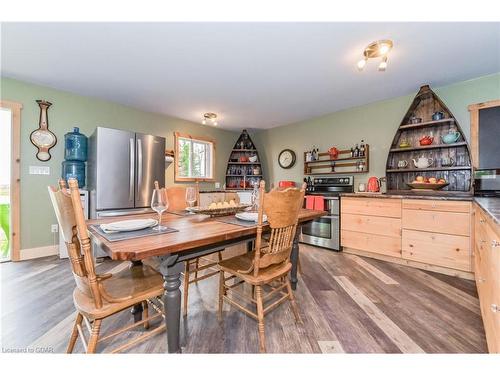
[185,186,197,211]
[151,186,169,232]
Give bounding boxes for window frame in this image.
[174,132,216,182]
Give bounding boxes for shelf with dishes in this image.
[226,129,263,190]
[385,85,473,193]
[304,144,369,175]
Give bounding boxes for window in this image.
[174,132,215,181]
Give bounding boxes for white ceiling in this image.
[2,22,499,130]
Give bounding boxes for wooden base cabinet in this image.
[341,196,473,277]
[474,204,500,353]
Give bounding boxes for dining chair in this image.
[48,178,165,353]
[163,183,223,316]
[217,180,306,352]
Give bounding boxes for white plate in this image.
[235,212,267,222]
[100,218,158,233]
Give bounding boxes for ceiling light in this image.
[378,56,388,71]
[202,112,218,126]
[357,39,393,72]
[357,58,367,71]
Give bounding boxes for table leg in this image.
[159,255,184,353]
[130,260,143,322]
[290,225,301,290]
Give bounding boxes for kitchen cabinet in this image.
[340,195,473,278]
[474,204,500,353]
[341,197,402,258]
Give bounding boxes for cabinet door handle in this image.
[479,219,486,223]
[491,304,498,313]
[492,240,499,248]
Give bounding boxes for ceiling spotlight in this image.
[357,39,393,72]
[202,112,218,126]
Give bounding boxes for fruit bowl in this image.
[406,182,449,191]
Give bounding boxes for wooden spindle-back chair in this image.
[48,178,165,353]
[217,180,306,352]
[161,182,223,316]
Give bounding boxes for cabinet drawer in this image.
[403,209,470,236]
[341,197,401,218]
[402,229,470,271]
[341,213,401,238]
[403,199,471,213]
[341,230,401,257]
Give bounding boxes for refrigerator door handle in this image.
[137,137,143,193]
[129,138,135,202]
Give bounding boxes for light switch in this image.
[29,166,50,175]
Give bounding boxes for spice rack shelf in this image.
[304,145,369,175]
[225,129,263,190]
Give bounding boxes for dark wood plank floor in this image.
[1,244,487,353]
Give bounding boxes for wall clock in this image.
[30,100,57,161]
[278,149,296,169]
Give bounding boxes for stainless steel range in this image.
[300,176,354,251]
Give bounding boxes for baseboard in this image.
[20,245,58,261]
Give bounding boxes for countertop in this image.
[474,197,500,226]
[339,192,474,201]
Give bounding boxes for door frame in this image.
[468,99,500,169]
[1,100,22,261]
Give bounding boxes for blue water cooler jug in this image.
[64,127,88,161]
[62,127,87,187]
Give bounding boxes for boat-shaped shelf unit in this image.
[225,129,263,190]
[385,85,473,195]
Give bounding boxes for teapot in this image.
[399,139,411,148]
[441,131,460,144]
[419,135,434,146]
[412,157,434,169]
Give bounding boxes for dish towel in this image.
[305,195,315,210]
[314,196,325,211]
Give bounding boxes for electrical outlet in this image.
[51,224,59,233]
[215,182,221,189]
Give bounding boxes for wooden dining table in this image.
[87,208,325,353]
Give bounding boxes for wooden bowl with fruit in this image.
[406,176,449,191]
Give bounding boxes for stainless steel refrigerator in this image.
[88,127,166,219]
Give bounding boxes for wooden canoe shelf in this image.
[226,130,263,190]
[304,145,369,175]
[398,118,455,130]
[385,85,473,193]
[386,166,472,173]
[389,142,468,153]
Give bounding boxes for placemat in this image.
[90,225,178,242]
[213,215,259,227]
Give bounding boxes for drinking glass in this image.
[151,187,169,232]
[185,186,197,210]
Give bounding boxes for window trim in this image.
[0,100,22,261]
[174,132,216,182]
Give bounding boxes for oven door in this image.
[300,215,340,250]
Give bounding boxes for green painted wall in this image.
[257,73,500,188]
[1,77,239,250]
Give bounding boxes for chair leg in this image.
[255,286,266,353]
[297,255,302,275]
[87,319,102,354]
[183,261,190,316]
[67,312,83,353]
[142,301,150,329]
[194,258,200,280]
[218,270,225,320]
[286,278,302,324]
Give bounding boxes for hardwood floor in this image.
[0,244,487,353]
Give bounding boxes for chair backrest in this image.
[165,183,199,211]
[48,178,103,308]
[253,180,306,276]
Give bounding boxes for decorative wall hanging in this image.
[30,100,57,161]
